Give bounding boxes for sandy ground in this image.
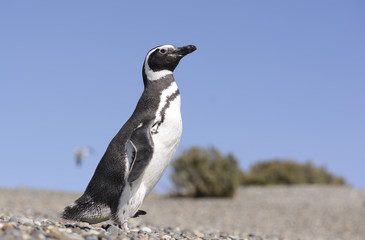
[1,185,364,240]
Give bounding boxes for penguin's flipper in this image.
[126,120,154,183]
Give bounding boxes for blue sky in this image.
[1,1,364,192]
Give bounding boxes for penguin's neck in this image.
[142,63,174,87]
[142,74,176,93]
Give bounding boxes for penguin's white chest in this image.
[144,93,182,192]
[119,83,182,221]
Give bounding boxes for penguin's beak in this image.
[174,45,197,58]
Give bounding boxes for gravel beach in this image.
[0,186,364,240]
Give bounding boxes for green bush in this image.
[170,147,242,197]
[242,160,346,186]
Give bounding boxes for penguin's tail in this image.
[61,194,111,224]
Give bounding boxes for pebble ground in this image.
[0,186,364,240]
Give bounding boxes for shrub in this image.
[170,147,242,197]
[242,159,346,185]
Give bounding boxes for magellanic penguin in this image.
[62,44,197,232]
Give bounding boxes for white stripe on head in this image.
[144,44,176,81]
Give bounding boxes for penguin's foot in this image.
[122,221,130,233]
[132,209,147,218]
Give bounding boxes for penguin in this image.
[62,44,197,232]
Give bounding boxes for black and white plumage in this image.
[62,44,197,231]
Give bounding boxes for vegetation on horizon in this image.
[170,147,346,198]
[242,160,346,186]
[170,147,241,197]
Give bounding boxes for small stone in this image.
[98,231,112,240]
[48,228,64,239]
[21,233,31,240]
[59,227,73,234]
[94,223,103,228]
[49,228,84,240]
[77,222,92,229]
[9,216,19,222]
[141,226,152,233]
[19,225,30,231]
[85,235,99,240]
[19,216,33,225]
[31,230,46,240]
[42,219,55,226]
[129,227,139,232]
[84,230,101,235]
[194,231,205,238]
[7,228,23,238]
[161,234,171,240]
[2,223,13,230]
[34,221,41,226]
[71,228,84,234]
[180,232,188,238]
[106,224,121,235]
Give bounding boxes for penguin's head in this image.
[143,44,197,84]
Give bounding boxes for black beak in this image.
[174,45,197,57]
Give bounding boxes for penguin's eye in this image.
[159,48,168,54]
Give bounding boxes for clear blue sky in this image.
[1,1,364,192]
